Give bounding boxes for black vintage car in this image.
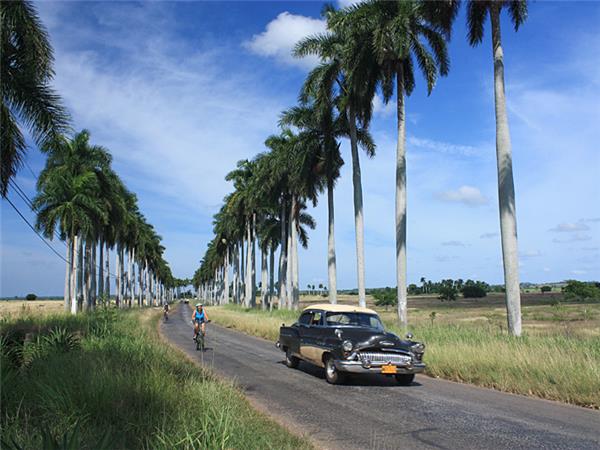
[276,304,425,385]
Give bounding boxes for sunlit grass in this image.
[0,307,312,449]
[212,304,600,409]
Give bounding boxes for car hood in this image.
[336,328,415,352]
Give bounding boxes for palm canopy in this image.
[334,0,452,99]
[467,0,527,46]
[1,0,69,196]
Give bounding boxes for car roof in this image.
[302,303,378,315]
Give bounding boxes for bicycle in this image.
[193,320,211,351]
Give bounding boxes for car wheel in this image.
[285,349,299,369]
[324,356,345,384]
[395,373,415,386]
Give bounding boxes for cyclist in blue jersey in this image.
[191,303,209,341]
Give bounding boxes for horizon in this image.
[1,0,599,297]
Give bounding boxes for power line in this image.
[3,195,68,264]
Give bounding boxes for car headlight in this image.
[342,340,353,352]
[411,343,425,353]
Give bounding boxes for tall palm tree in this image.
[295,7,378,308]
[34,132,109,314]
[1,0,69,196]
[467,0,527,336]
[337,0,453,326]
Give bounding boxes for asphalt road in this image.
[162,304,599,450]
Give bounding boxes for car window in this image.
[326,312,384,331]
[298,312,312,326]
[311,311,323,326]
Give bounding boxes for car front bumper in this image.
[334,359,426,375]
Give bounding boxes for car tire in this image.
[285,349,299,369]
[324,355,345,384]
[395,373,415,386]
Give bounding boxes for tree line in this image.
[193,0,529,335]
[1,1,174,313]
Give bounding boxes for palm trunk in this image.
[64,236,71,311]
[491,6,521,336]
[84,240,91,312]
[261,246,268,310]
[98,240,104,304]
[105,245,110,303]
[269,243,275,311]
[240,236,246,304]
[77,235,83,311]
[251,213,257,307]
[278,201,288,309]
[244,220,252,306]
[233,244,240,304]
[91,241,96,308]
[291,196,299,310]
[70,234,79,315]
[224,249,230,304]
[395,68,408,328]
[326,178,338,304]
[286,203,293,310]
[115,248,121,308]
[138,263,143,307]
[129,248,135,307]
[348,107,367,308]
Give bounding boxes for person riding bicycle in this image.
[191,303,209,341]
[163,303,169,320]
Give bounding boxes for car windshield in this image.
[325,312,385,332]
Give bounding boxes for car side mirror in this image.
[334,328,342,339]
[406,332,414,340]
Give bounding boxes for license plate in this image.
[381,364,397,374]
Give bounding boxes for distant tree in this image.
[25,293,37,301]
[540,285,552,294]
[408,283,420,295]
[438,280,458,301]
[462,280,489,298]
[372,287,397,311]
[563,280,600,302]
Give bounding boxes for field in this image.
[0,299,65,319]
[210,292,600,409]
[0,306,311,449]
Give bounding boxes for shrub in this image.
[540,286,552,293]
[438,284,458,301]
[462,284,487,298]
[25,294,37,301]
[372,288,397,310]
[563,280,600,302]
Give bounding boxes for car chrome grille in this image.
[358,352,412,365]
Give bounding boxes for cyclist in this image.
[163,303,169,321]
[191,303,209,341]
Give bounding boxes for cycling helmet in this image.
[195,303,203,307]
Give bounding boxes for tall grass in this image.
[212,305,600,409]
[0,308,311,449]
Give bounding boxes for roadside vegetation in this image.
[0,308,311,449]
[211,300,600,409]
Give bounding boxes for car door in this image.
[300,310,326,366]
[295,311,313,359]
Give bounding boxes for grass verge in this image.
[0,307,312,449]
[212,304,600,409]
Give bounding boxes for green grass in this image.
[0,307,311,449]
[212,304,600,409]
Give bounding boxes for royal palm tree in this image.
[34,131,110,313]
[337,0,454,326]
[467,0,527,336]
[1,0,69,196]
[295,6,379,308]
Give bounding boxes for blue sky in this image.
[1,1,599,297]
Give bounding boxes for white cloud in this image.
[543,267,551,272]
[436,186,488,206]
[552,233,593,243]
[408,136,481,157]
[243,12,326,69]
[549,222,590,232]
[480,232,498,239]
[571,269,588,275]
[442,240,465,247]
[372,95,395,117]
[520,250,542,258]
[337,0,366,8]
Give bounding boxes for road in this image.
[162,304,599,450]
